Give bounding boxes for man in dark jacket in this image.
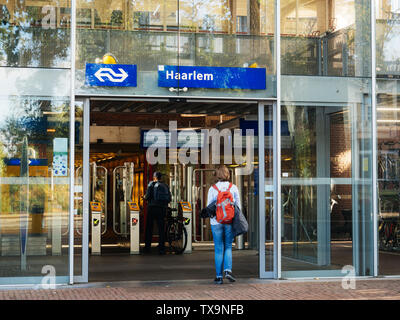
[143,171,171,255]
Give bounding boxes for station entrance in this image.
[74,98,265,282]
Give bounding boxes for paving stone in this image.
[0,278,400,300]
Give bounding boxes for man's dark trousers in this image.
[144,205,166,252]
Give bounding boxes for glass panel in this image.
[376,0,400,276]
[0,0,71,68]
[74,100,84,278]
[281,0,374,277]
[177,0,275,98]
[75,0,275,99]
[280,103,373,276]
[75,0,179,97]
[281,0,371,77]
[377,90,400,275]
[281,106,350,271]
[0,96,70,279]
[0,0,71,284]
[264,104,273,272]
[376,0,400,78]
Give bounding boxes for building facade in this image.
[0,0,399,285]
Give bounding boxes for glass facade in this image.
[75,0,276,98]
[376,0,400,276]
[0,0,398,285]
[0,1,72,284]
[280,0,375,277]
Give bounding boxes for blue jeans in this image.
[211,223,233,278]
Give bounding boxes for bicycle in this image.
[165,207,188,254]
[378,214,400,251]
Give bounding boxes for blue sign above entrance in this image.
[158,65,266,90]
[85,63,137,87]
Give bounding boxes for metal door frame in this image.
[73,96,277,283]
[72,97,90,283]
[258,101,277,279]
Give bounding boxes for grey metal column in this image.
[371,0,378,277]
[82,98,90,283]
[316,108,330,266]
[274,0,282,280]
[200,168,204,241]
[273,100,281,279]
[351,102,360,275]
[258,103,266,276]
[187,166,195,242]
[69,0,77,285]
[235,169,244,250]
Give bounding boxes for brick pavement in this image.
[0,278,400,300]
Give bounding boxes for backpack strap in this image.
[227,183,233,191]
[212,184,220,193]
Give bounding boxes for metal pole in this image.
[91,162,96,202]
[82,98,90,283]
[187,166,193,204]
[192,169,198,242]
[258,104,266,276]
[200,169,204,241]
[69,0,77,285]
[371,0,378,277]
[235,168,244,250]
[272,0,282,280]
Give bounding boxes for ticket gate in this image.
[179,201,192,254]
[90,201,102,255]
[128,201,140,255]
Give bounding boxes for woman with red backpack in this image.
[207,165,241,285]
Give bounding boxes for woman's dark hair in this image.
[214,165,230,182]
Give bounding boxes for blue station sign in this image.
[85,63,137,87]
[158,65,266,90]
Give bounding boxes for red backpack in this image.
[212,183,235,224]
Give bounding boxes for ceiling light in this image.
[377,120,400,123]
[181,114,207,117]
[377,108,400,111]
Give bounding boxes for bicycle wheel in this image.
[166,220,187,255]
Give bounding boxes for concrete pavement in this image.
[1,277,400,300]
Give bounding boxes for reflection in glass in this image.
[376,0,400,276]
[0,97,70,278]
[0,1,71,68]
[281,0,371,77]
[75,0,275,98]
[377,92,400,275]
[376,0,400,77]
[281,104,373,276]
